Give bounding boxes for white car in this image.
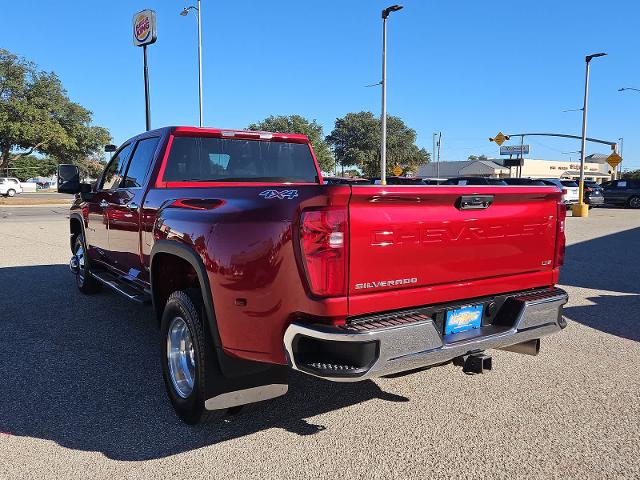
[541,178,579,205]
[0,177,23,197]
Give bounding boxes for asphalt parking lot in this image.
[0,206,638,479]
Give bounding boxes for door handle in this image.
[99,200,109,208]
[127,202,139,211]
[456,195,494,210]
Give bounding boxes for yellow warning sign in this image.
[393,165,403,176]
[491,132,507,146]
[607,152,622,169]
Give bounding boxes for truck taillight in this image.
[299,208,348,297]
[562,188,568,195]
[554,202,566,267]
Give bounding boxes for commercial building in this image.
[417,154,613,182]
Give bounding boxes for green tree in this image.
[468,154,489,161]
[247,114,334,173]
[0,49,111,172]
[622,169,640,180]
[326,111,429,177]
[7,155,57,181]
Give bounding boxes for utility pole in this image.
[433,133,437,177]
[436,132,442,176]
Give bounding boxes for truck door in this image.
[107,136,160,284]
[86,143,133,263]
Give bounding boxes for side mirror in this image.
[57,164,81,194]
[105,144,117,153]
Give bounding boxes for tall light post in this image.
[380,4,403,185]
[573,52,607,218]
[181,1,203,127]
[618,137,624,179]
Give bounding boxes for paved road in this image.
[0,206,638,479]
[17,192,74,199]
[0,205,70,223]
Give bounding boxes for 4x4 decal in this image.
[259,189,299,200]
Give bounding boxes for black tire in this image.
[627,196,640,209]
[7,189,16,197]
[160,289,226,424]
[73,234,100,294]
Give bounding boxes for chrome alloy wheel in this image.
[74,243,86,285]
[630,196,640,209]
[167,317,196,398]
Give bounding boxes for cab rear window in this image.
[164,136,319,183]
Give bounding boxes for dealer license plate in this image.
[445,304,483,335]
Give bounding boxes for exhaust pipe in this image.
[499,339,540,356]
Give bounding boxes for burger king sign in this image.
[133,9,157,47]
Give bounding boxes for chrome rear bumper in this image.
[284,288,568,382]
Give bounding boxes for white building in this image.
[418,155,613,182]
[418,160,509,179]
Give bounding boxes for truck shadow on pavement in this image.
[561,226,640,342]
[0,264,408,461]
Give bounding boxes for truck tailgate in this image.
[347,185,561,315]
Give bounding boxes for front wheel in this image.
[6,189,16,197]
[73,235,100,293]
[628,196,640,209]
[160,289,226,424]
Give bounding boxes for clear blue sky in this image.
[1,0,639,169]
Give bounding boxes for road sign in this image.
[607,152,622,169]
[133,9,157,131]
[133,10,157,46]
[490,132,508,146]
[500,145,530,156]
[503,158,524,167]
[393,165,403,176]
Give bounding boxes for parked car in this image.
[442,176,507,186]
[370,176,425,185]
[421,178,447,185]
[540,179,579,207]
[0,177,23,197]
[583,181,604,207]
[323,176,370,185]
[602,179,640,209]
[57,126,568,424]
[502,178,547,186]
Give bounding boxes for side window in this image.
[616,181,628,189]
[99,143,133,191]
[121,137,160,188]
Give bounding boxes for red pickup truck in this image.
[58,126,568,424]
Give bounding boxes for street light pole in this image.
[618,137,624,179]
[181,1,204,127]
[574,52,606,218]
[380,5,403,186]
[197,0,203,127]
[432,133,437,177]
